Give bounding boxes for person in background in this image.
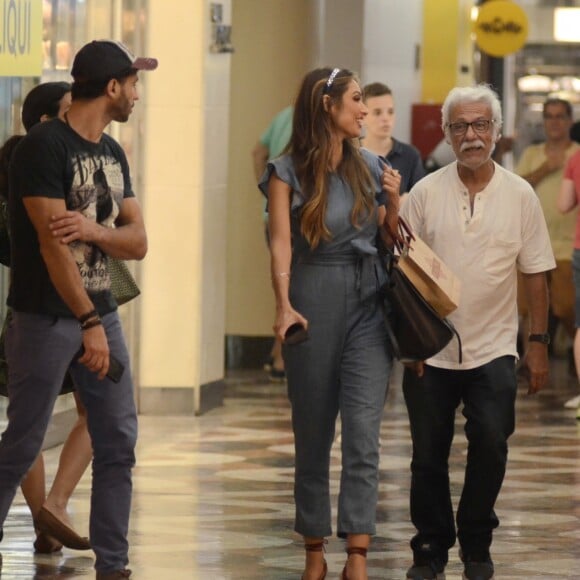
[361,82,425,203]
[516,98,579,386]
[260,67,399,580]
[0,81,92,554]
[0,40,157,579]
[401,84,554,580]
[252,105,293,382]
[557,146,580,419]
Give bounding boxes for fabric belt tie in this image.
[298,251,381,303]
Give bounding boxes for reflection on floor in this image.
[0,360,578,579]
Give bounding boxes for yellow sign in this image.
[474,0,528,58]
[0,0,43,77]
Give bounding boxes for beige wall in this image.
[226,0,313,336]
[140,0,203,389]
[137,0,312,409]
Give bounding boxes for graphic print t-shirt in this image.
[8,119,135,316]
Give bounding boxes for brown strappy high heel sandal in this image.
[340,546,368,580]
[302,540,328,580]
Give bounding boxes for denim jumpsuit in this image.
[260,149,393,538]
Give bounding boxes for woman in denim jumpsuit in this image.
[260,68,401,580]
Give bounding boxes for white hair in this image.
[441,84,503,139]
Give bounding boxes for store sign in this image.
[0,0,42,76]
[474,0,528,58]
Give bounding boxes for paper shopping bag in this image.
[397,224,461,318]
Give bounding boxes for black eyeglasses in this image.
[447,119,494,136]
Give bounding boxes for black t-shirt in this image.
[8,119,135,317]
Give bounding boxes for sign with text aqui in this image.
[0,0,42,76]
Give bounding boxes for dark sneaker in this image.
[406,561,446,579]
[461,554,494,580]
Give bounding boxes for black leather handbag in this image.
[379,219,462,363]
[381,255,462,362]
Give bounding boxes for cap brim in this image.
[133,57,158,71]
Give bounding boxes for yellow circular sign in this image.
[474,0,528,57]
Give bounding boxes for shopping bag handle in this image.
[384,216,416,255]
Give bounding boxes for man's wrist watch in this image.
[529,333,550,345]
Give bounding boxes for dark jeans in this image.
[402,356,517,563]
[0,311,137,573]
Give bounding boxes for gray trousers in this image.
[0,310,137,573]
[284,260,391,538]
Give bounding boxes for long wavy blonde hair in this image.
[287,67,375,249]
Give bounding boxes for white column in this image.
[361,0,424,143]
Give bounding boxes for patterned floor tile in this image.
[0,361,578,578]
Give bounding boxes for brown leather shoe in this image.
[34,506,90,550]
[96,570,132,579]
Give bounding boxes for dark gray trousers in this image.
[284,261,391,538]
[0,310,137,573]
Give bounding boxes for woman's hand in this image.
[382,166,401,201]
[380,164,401,245]
[274,307,308,343]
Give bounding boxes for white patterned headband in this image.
[323,68,340,95]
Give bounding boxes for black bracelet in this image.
[78,309,98,324]
[80,317,102,331]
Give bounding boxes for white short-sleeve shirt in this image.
[400,161,555,370]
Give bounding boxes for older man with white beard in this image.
[399,85,555,580]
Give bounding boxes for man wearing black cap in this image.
[0,40,157,580]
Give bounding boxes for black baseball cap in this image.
[21,81,71,132]
[71,40,158,82]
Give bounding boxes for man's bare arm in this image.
[521,271,550,394]
[521,153,565,188]
[48,197,147,260]
[23,196,110,378]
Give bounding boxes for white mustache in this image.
[460,139,485,152]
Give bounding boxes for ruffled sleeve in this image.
[360,148,386,206]
[258,154,305,212]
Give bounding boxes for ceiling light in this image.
[554,8,580,42]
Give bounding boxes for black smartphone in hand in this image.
[284,323,309,345]
[106,354,125,383]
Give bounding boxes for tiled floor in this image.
[0,360,579,579]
